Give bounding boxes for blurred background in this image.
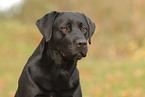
[0,0,145,97]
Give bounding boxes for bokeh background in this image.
[0,0,145,97]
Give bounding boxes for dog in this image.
[15,11,95,97]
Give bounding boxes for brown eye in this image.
[83,27,87,31]
[61,27,68,31]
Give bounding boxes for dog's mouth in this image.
[74,53,85,60]
[60,51,86,60]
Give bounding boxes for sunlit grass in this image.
[78,58,145,97]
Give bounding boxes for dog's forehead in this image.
[55,12,85,24]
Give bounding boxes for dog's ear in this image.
[36,11,59,42]
[82,13,96,44]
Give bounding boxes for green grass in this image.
[78,58,145,97]
[0,20,145,97]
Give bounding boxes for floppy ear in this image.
[82,13,96,44]
[36,11,59,42]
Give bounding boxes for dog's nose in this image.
[76,39,87,48]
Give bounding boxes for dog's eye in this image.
[61,27,68,31]
[82,27,87,32]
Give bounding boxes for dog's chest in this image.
[33,67,79,91]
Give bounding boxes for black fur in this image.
[15,11,95,97]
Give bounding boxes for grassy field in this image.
[0,21,145,97]
[79,58,145,97]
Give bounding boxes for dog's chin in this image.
[73,53,83,60]
[73,53,87,60]
[60,51,86,60]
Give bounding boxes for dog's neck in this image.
[40,39,78,77]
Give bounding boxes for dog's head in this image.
[36,11,95,60]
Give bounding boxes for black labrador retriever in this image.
[15,11,95,97]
